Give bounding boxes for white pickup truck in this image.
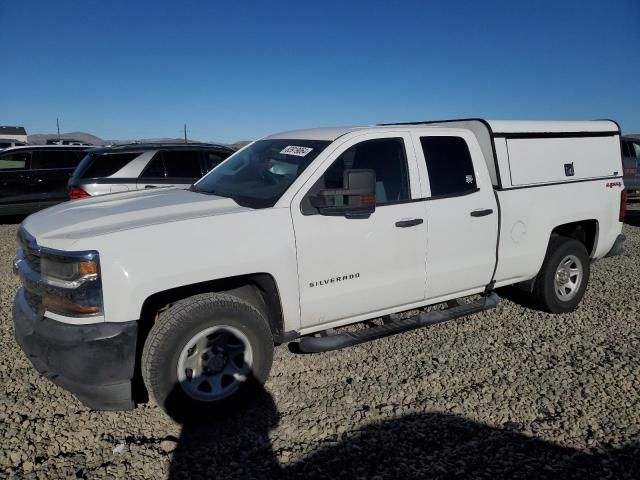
[12,119,626,416]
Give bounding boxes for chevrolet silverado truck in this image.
[12,119,626,416]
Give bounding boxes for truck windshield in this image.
[192,139,331,208]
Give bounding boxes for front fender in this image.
[80,209,302,331]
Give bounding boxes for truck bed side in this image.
[490,125,624,286]
[493,180,623,286]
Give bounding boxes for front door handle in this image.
[470,209,493,217]
[395,218,424,228]
[145,185,157,189]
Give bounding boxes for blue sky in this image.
[1,0,638,142]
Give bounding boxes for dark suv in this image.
[622,136,640,191]
[68,143,235,198]
[0,145,90,215]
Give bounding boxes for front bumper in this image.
[605,234,626,258]
[13,289,138,410]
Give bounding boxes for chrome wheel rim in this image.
[554,254,583,301]
[177,325,253,401]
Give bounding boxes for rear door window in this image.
[420,136,478,197]
[163,151,202,178]
[82,152,139,178]
[0,151,30,170]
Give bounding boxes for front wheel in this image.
[141,292,273,419]
[532,236,590,313]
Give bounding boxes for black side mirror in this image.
[310,169,376,217]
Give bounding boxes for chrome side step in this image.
[297,292,500,353]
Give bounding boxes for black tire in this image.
[141,292,273,420]
[532,236,590,313]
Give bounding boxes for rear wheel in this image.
[141,292,273,419]
[532,236,590,313]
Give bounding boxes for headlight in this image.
[41,256,98,288]
[40,252,103,316]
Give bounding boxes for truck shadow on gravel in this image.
[167,384,639,480]
[495,285,541,311]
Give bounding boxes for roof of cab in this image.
[264,127,364,141]
[263,119,620,142]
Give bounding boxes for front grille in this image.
[17,228,44,316]
[24,251,41,273]
[18,229,41,273]
[24,290,43,313]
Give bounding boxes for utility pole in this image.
[184,124,187,144]
[56,118,61,140]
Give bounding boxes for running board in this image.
[297,292,500,353]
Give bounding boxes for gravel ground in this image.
[1,212,639,479]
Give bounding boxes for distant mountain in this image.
[27,131,250,150]
[226,141,252,150]
[28,132,105,145]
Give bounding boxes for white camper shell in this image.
[399,119,622,188]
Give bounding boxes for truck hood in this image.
[23,188,250,247]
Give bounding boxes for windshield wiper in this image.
[189,186,235,199]
[188,186,270,209]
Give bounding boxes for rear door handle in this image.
[145,185,157,189]
[470,209,493,217]
[395,218,424,228]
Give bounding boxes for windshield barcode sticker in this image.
[280,146,313,157]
